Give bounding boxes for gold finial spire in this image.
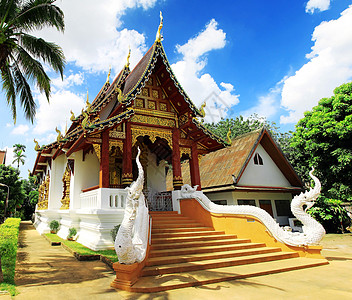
[34,139,40,151]
[226,128,232,146]
[65,120,68,135]
[199,101,206,118]
[155,11,163,42]
[126,47,131,68]
[70,110,75,121]
[55,127,62,142]
[85,90,92,113]
[106,65,111,84]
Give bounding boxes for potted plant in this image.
[67,227,77,241]
[49,220,60,234]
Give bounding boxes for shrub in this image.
[0,218,21,285]
[67,227,77,239]
[49,220,60,233]
[110,224,121,242]
[308,196,351,233]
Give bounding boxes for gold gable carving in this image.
[131,114,175,128]
[131,125,172,149]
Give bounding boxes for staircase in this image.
[130,211,328,292]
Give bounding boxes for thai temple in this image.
[32,15,329,292]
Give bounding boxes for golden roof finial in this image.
[199,101,206,118]
[126,47,131,68]
[226,128,232,146]
[70,110,75,121]
[85,89,92,113]
[155,11,163,42]
[65,120,68,135]
[55,127,62,142]
[34,139,40,151]
[106,65,111,84]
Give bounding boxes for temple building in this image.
[32,24,228,250]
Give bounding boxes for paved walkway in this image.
[9,222,352,299]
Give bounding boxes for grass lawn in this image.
[0,218,21,296]
[45,233,118,263]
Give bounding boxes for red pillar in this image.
[172,129,183,190]
[99,130,110,188]
[122,122,133,187]
[189,142,201,190]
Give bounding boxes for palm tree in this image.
[13,143,26,153]
[0,0,66,123]
[12,148,25,169]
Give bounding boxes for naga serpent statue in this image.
[180,168,325,246]
[114,147,149,264]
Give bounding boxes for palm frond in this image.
[0,0,20,25]
[11,56,36,122]
[0,58,17,122]
[19,33,65,78]
[15,45,51,99]
[14,0,64,32]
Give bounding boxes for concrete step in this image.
[150,238,252,250]
[152,234,238,245]
[142,252,300,276]
[146,246,282,266]
[131,257,329,292]
[152,222,205,229]
[151,227,214,234]
[152,219,200,225]
[152,230,225,239]
[149,242,267,258]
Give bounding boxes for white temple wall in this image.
[48,154,67,210]
[238,144,291,187]
[147,151,167,192]
[69,150,99,209]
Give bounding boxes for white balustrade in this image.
[80,188,127,209]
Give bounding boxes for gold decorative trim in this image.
[132,107,176,119]
[131,125,172,149]
[131,114,175,128]
[93,144,101,162]
[109,130,125,139]
[60,165,71,210]
[180,147,191,158]
[109,140,123,151]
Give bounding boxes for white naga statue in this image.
[180,168,325,247]
[114,147,149,264]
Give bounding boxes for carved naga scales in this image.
[114,147,149,264]
[180,168,325,247]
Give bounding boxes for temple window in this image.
[254,153,263,165]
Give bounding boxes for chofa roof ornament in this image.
[155,11,163,42]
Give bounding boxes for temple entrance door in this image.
[147,191,173,211]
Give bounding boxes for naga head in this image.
[126,147,144,200]
[296,167,321,211]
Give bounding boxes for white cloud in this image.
[5,123,12,128]
[11,124,30,135]
[306,0,331,14]
[280,5,352,124]
[171,19,239,123]
[33,90,85,135]
[51,73,84,91]
[35,0,157,74]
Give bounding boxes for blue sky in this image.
[1,0,352,179]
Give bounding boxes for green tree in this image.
[19,175,38,220]
[13,143,25,153]
[13,143,26,169]
[0,0,65,123]
[290,82,352,201]
[0,165,24,219]
[204,114,291,150]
